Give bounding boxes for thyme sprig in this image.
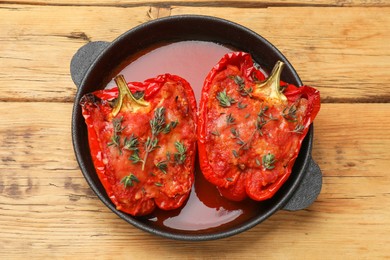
[124,134,141,164]
[255,104,278,135]
[142,107,167,171]
[217,89,236,108]
[233,75,253,97]
[123,134,139,151]
[174,141,187,165]
[121,173,140,188]
[150,107,166,136]
[142,137,159,170]
[291,124,305,134]
[226,113,236,125]
[230,128,245,146]
[108,116,126,153]
[282,105,297,122]
[262,153,276,170]
[230,127,254,152]
[229,103,279,157]
[163,120,178,134]
[155,160,168,174]
[282,98,301,122]
[129,152,142,164]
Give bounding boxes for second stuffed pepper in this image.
[198,52,321,201]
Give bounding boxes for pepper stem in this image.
[255,61,287,102]
[112,75,149,117]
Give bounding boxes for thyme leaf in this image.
[234,75,253,97]
[216,89,236,108]
[174,141,187,165]
[150,107,166,136]
[129,151,142,164]
[163,120,178,134]
[134,107,178,171]
[123,134,139,151]
[108,116,125,154]
[211,130,221,136]
[121,173,140,188]
[226,113,236,125]
[237,101,248,109]
[262,153,276,170]
[255,158,261,166]
[156,160,168,174]
[230,128,240,138]
[107,134,120,148]
[142,107,168,171]
[292,124,305,134]
[230,128,251,152]
[282,99,301,122]
[255,104,278,135]
[166,151,171,161]
[133,91,145,100]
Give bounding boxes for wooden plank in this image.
[171,6,390,103]
[0,102,389,258]
[0,5,152,102]
[0,5,389,103]
[1,0,389,7]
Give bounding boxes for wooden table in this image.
[1,0,389,259]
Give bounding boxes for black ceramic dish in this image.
[71,15,322,241]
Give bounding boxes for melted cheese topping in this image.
[84,77,196,215]
[204,69,308,200]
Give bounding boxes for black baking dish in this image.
[71,15,322,241]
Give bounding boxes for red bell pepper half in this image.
[198,52,320,201]
[80,74,197,216]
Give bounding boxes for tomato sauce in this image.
[109,41,261,232]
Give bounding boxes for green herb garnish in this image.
[262,153,276,170]
[234,75,253,97]
[216,89,236,108]
[141,107,167,170]
[123,134,139,151]
[121,173,140,188]
[129,151,142,164]
[292,124,305,134]
[237,101,248,109]
[156,160,168,174]
[108,116,125,152]
[255,104,277,135]
[226,113,235,125]
[174,141,187,165]
[282,99,300,122]
[211,130,221,136]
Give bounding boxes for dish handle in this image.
[282,157,322,211]
[70,41,110,87]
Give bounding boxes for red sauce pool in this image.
[107,41,231,100]
[109,41,261,232]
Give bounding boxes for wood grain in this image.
[0,102,389,258]
[2,0,390,7]
[0,5,389,102]
[0,0,389,259]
